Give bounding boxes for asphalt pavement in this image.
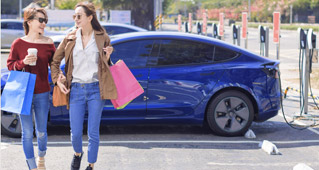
[1,24,319,170]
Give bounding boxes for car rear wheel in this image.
[1,110,22,138]
[206,90,254,136]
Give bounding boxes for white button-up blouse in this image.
[72,28,99,83]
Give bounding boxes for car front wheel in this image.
[1,110,22,138]
[206,90,254,136]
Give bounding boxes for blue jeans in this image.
[69,82,105,164]
[19,91,49,170]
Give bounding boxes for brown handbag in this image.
[52,85,68,107]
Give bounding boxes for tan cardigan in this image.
[50,29,118,107]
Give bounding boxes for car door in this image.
[101,39,154,119]
[146,39,225,118]
[1,22,24,48]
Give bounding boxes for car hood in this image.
[51,35,66,43]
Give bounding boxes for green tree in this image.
[56,0,101,10]
[35,0,50,7]
[55,0,81,9]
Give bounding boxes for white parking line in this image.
[2,140,319,145]
[278,114,319,135]
[207,162,298,166]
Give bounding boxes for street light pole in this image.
[51,0,55,10]
[290,4,293,24]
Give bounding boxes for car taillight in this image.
[261,63,280,79]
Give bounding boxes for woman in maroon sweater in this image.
[7,8,55,170]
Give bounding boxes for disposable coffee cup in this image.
[27,48,38,66]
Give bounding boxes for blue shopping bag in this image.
[1,71,36,115]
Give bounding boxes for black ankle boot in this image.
[85,165,93,170]
[71,152,83,170]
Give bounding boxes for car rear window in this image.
[214,46,238,62]
[154,39,214,66]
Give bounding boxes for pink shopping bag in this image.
[110,60,144,109]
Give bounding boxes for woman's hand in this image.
[57,73,70,94]
[103,46,113,55]
[103,46,113,60]
[23,54,37,65]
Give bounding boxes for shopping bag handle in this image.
[13,62,25,72]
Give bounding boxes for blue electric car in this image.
[1,32,281,137]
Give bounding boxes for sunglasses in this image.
[73,14,83,20]
[34,17,48,24]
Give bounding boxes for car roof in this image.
[100,22,148,31]
[1,19,23,23]
[111,31,277,63]
[64,23,147,33]
[111,31,243,52]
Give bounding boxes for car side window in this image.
[153,39,214,66]
[104,26,135,35]
[214,46,238,62]
[5,22,24,30]
[111,40,154,68]
[1,23,8,29]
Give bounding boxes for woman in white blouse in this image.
[50,2,118,170]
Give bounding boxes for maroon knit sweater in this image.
[7,38,56,94]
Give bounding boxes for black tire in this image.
[206,90,254,136]
[1,110,22,138]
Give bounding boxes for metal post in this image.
[245,34,248,49]
[160,0,163,30]
[265,27,269,57]
[237,26,241,46]
[19,0,22,19]
[51,0,55,10]
[302,42,309,114]
[248,0,251,21]
[276,43,280,60]
[290,5,293,24]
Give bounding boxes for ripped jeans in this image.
[19,91,49,170]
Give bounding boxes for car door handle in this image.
[143,96,149,101]
[200,72,215,76]
[134,74,143,78]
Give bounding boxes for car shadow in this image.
[2,120,318,150]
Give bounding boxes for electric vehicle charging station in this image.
[184,21,189,33]
[231,24,240,46]
[279,28,319,129]
[294,28,318,120]
[258,25,269,57]
[212,23,218,39]
[196,21,202,35]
